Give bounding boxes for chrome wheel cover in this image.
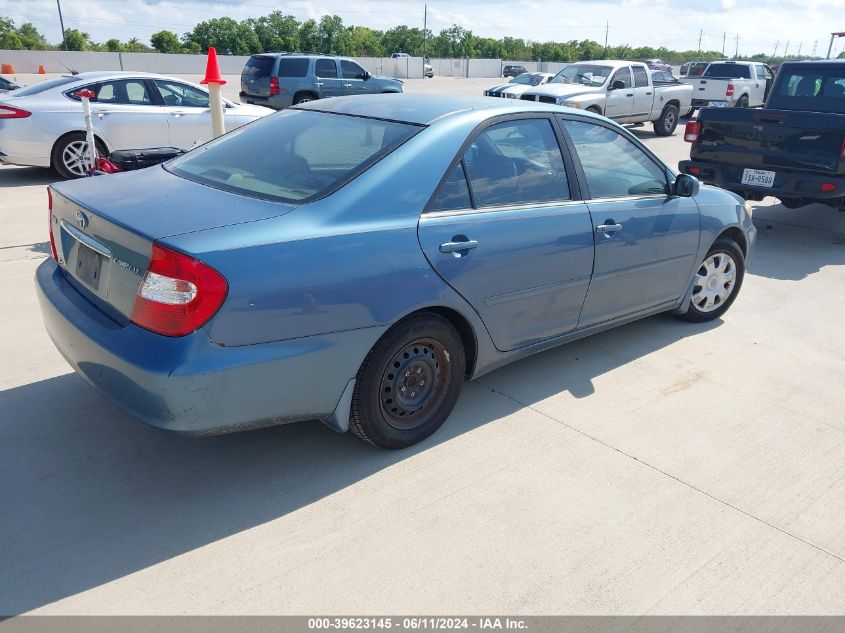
[692,252,737,313]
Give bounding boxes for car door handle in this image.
[343,83,352,88]
[645,92,653,95]
[315,82,323,87]
[439,239,478,254]
[626,93,634,97]
[596,223,623,235]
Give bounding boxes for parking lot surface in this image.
[1,76,844,615]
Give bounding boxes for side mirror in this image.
[673,173,700,197]
[361,70,371,80]
[610,80,626,90]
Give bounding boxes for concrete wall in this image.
[0,50,424,79]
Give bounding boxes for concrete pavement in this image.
[1,78,844,615]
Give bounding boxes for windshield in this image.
[550,65,613,87]
[511,74,544,86]
[12,76,79,97]
[167,110,420,204]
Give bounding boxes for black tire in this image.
[292,92,317,105]
[736,95,749,108]
[586,106,602,115]
[349,313,466,449]
[653,104,679,136]
[678,237,745,323]
[52,132,107,180]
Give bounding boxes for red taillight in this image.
[687,166,702,175]
[269,77,279,96]
[0,104,31,119]
[821,183,837,192]
[47,187,58,261]
[130,243,228,337]
[840,138,845,160]
[726,83,735,97]
[684,120,701,143]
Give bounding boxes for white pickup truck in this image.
[519,60,693,136]
[682,60,775,110]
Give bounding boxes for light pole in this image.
[56,0,67,50]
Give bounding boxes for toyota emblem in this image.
[76,210,88,229]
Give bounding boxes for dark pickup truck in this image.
[679,60,845,210]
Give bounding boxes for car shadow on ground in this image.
[0,166,57,188]
[749,204,845,281]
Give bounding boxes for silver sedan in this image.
[0,71,272,178]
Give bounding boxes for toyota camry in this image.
[36,94,755,449]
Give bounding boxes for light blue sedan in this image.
[36,94,756,449]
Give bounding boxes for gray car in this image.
[240,53,403,110]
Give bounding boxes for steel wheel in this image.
[62,140,92,177]
[379,338,450,430]
[664,110,676,130]
[691,252,737,313]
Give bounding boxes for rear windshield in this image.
[243,56,274,77]
[12,76,79,97]
[167,110,420,203]
[703,63,751,79]
[768,67,845,113]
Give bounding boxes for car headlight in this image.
[561,100,581,108]
[506,93,517,99]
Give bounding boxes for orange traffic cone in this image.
[1,63,14,74]
[37,65,46,74]
[200,47,226,86]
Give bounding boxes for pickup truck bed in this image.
[680,61,845,209]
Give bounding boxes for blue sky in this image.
[4,0,845,57]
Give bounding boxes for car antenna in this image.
[58,60,78,75]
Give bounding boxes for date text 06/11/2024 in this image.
[307,617,529,630]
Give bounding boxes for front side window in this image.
[611,68,633,89]
[340,60,367,79]
[93,80,152,105]
[315,58,338,78]
[168,110,419,203]
[463,118,569,207]
[154,81,209,108]
[633,66,649,87]
[562,119,668,198]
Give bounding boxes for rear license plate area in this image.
[75,242,102,290]
[741,168,776,188]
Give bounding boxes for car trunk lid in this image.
[50,166,294,322]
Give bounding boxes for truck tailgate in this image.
[692,108,845,175]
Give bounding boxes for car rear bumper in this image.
[36,259,382,435]
[679,159,845,201]
[239,91,293,110]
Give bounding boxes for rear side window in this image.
[315,59,337,78]
[463,119,569,207]
[277,58,309,78]
[243,56,274,77]
[769,68,845,113]
[167,110,419,203]
[632,66,649,87]
[704,63,751,79]
[562,119,667,198]
[429,163,472,212]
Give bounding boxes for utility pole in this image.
[722,32,726,56]
[422,4,427,61]
[604,21,609,57]
[56,0,67,51]
[734,34,739,59]
[797,42,802,57]
[784,40,789,57]
[697,29,703,54]
[773,40,779,58]
[812,40,818,57]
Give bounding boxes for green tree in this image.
[381,26,427,56]
[150,30,182,53]
[17,22,48,49]
[250,12,300,52]
[124,37,152,52]
[185,17,259,54]
[349,26,383,57]
[433,25,472,58]
[298,19,319,52]
[104,38,124,52]
[317,15,345,54]
[64,28,93,51]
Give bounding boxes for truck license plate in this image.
[741,168,776,188]
[708,101,727,107]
